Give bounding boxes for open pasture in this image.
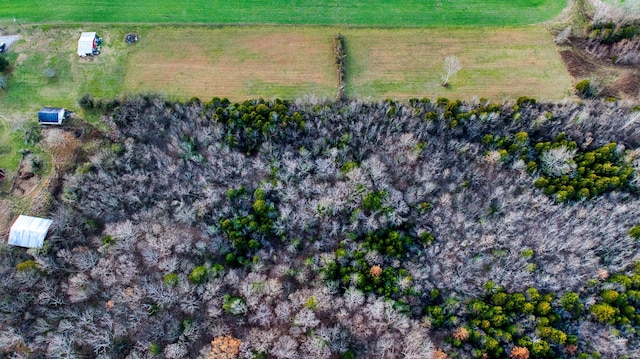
[1,1,566,27]
[122,26,571,102]
[0,25,572,112]
[123,27,337,101]
[343,27,572,101]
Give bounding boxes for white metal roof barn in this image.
[77,31,98,57]
[8,215,53,248]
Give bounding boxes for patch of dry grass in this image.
[343,26,572,101]
[123,27,337,101]
[123,26,573,102]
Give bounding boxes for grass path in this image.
[1,1,566,27]
[0,116,23,190]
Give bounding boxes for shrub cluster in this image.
[219,187,279,266]
[323,245,415,301]
[485,132,636,202]
[334,33,347,102]
[587,22,640,45]
[323,227,432,303]
[429,284,577,358]
[78,93,121,112]
[591,264,640,327]
[429,97,502,130]
[204,97,305,154]
[581,20,640,64]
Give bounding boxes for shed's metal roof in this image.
[8,215,53,248]
[79,32,96,40]
[39,107,64,114]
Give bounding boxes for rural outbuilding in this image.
[77,32,101,57]
[38,107,65,125]
[8,215,53,249]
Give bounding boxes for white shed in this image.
[8,215,53,249]
[77,32,98,57]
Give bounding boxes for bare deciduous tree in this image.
[555,26,572,45]
[442,55,462,87]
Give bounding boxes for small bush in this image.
[222,295,247,315]
[516,96,536,106]
[30,154,43,173]
[575,79,592,98]
[629,225,640,240]
[16,260,41,272]
[163,273,179,287]
[111,143,125,156]
[102,235,115,247]
[560,292,583,316]
[188,265,208,284]
[149,343,162,356]
[0,56,9,72]
[590,303,618,324]
[79,94,94,109]
[362,190,387,212]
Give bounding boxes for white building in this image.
[77,32,99,57]
[8,215,53,248]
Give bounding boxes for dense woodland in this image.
[2,95,640,359]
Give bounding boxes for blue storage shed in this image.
[38,107,65,125]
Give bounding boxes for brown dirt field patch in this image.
[13,158,39,197]
[559,49,595,78]
[42,127,82,168]
[123,27,336,100]
[614,72,640,97]
[559,45,640,99]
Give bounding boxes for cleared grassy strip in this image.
[1,1,566,27]
[0,117,24,187]
[343,27,572,101]
[123,27,337,101]
[0,25,572,114]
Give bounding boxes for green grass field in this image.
[1,1,566,27]
[0,26,133,113]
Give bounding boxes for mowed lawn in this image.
[123,27,337,100]
[343,27,571,101]
[1,1,566,27]
[0,26,131,113]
